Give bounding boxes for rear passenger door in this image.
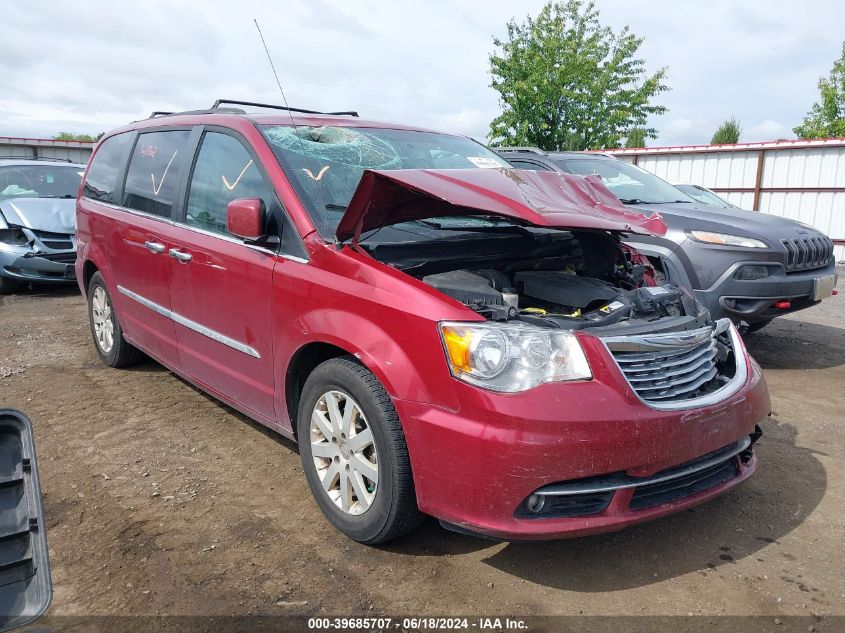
[167,129,280,423]
[95,129,196,368]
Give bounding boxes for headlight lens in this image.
[439,322,591,392]
[0,227,29,246]
[687,230,767,249]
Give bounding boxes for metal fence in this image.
[605,138,845,261]
[0,136,95,164]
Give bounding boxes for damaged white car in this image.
[0,158,83,293]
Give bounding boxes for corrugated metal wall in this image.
[608,140,845,261]
[0,137,94,164]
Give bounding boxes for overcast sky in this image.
[1,0,842,146]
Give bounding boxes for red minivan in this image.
[76,101,770,544]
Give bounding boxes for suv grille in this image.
[782,236,833,272]
[31,229,74,251]
[603,319,742,408]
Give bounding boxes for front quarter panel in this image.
[272,239,472,431]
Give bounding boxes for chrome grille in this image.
[602,319,744,409]
[781,236,834,271]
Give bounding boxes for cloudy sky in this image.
[1,0,842,146]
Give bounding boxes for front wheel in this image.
[0,276,22,295]
[87,272,144,367]
[297,357,422,544]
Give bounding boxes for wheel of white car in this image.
[0,276,22,295]
[87,272,144,368]
[297,357,422,544]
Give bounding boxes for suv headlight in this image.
[0,227,29,246]
[687,230,767,249]
[439,322,591,392]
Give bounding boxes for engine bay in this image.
[365,227,708,333]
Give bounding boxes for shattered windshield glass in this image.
[0,165,83,200]
[261,125,511,238]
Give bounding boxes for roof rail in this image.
[146,107,245,119]
[491,146,547,155]
[0,155,75,163]
[211,99,359,117]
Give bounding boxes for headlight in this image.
[439,322,591,392]
[0,227,29,246]
[687,230,767,249]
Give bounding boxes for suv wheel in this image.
[87,272,144,367]
[0,276,22,295]
[297,357,422,544]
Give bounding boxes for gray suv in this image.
[495,148,838,331]
[0,158,83,293]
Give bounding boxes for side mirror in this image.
[226,198,266,241]
[0,410,51,632]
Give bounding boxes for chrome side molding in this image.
[117,285,261,359]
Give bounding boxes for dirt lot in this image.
[1,274,843,629]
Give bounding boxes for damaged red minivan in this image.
[76,101,770,544]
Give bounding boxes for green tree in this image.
[625,127,647,148]
[488,0,668,151]
[794,42,845,139]
[53,132,101,142]
[711,118,742,144]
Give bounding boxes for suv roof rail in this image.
[0,155,75,163]
[491,146,547,155]
[211,99,359,117]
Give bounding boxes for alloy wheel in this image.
[309,390,378,515]
[91,286,115,354]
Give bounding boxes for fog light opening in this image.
[526,493,546,514]
[735,265,771,281]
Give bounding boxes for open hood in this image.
[335,168,666,244]
[0,198,76,234]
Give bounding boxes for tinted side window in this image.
[123,130,191,217]
[186,132,274,235]
[82,133,133,203]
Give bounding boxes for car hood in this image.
[0,197,76,234]
[335,168,667,244]
[624,200,821,240]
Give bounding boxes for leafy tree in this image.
[53,132,102,142]
[711,118,741,144]
[488,0,668,151]
[794,42,845,139]
[625,127,647,148]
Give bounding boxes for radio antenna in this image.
[254,19,295,123]
[253,18,326,230]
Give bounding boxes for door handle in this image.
[168,248,193,263]
[144,241,166,254]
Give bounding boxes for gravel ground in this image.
[0,271,843,631]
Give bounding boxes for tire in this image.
[297,357,422,544]
[0,276,22,295]
[87,272,144,367]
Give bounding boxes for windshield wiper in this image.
[619,198,652,204]
[324,203,347,211]
[42,194,75,199]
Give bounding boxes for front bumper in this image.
[398,338,770,541]
[0,248,77,283]
[696,261,838,324]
